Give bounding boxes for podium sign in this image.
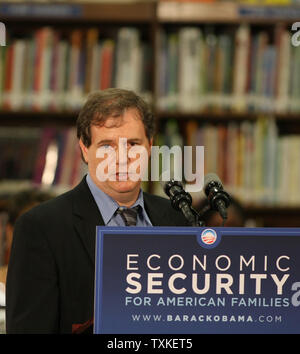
[94,227,300,334]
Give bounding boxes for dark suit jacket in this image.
[6,177,188,334]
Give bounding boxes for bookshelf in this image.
[1,1,300,227]
[157,1,300,24]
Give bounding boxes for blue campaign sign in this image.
[94,227,300,334]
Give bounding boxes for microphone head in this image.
[204,173,223,196]
[204,173,231,210]
[160,170,184,197]
[162,179,183,197]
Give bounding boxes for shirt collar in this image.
[86,174,146,225]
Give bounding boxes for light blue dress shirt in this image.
[86,174,152,227]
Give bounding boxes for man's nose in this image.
[115,138,129,166]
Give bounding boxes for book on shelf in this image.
[151,119,184,198]
[167,32,179,109]
[0,26,152,111]
[274,25,286,112]
[178,27,204,112]
[65,29,84,110]
[85,28,99,94]
[290,41,300,112]
[100,40,114,91]
[0,127,40,181]
[115,28,142,94]
[232,25,250,112]
[0,127,86,190]
[156,24,300,114]
[159,118,300,207]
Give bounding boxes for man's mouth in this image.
[115,172,130,181]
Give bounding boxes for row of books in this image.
[1,24,299,114]
[1,118,300,206]
[0,27,152,111]
[156,25,300,113]
[0,127,87,188]
[153,118,300,206]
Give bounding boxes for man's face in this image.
[79,108,152,205]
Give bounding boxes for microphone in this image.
[163,179,201,226]
[203,173,231,221]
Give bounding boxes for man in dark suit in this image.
[6,88,188,334]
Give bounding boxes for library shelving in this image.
[1,1,300,226]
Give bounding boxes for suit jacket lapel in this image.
[72,177,104,266]
[143,193,170,226]
[72,180,179,264]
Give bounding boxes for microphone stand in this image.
[166,182,205,227]
[190,206,206,227]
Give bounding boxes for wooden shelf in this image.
[0,1,156,23]
[156,111,300,122]
[245,205,300,227]
[157,1,300,24]
[246,205,300,214]
[1,110,300,126]
[1,1,299,25]
[158,1,237,24]
[0,110,78,126]
[81,2,156,23]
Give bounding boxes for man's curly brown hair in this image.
[76,88,155,148]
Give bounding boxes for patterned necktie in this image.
[116,206,140,226]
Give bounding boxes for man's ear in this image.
[79,139,89,164]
